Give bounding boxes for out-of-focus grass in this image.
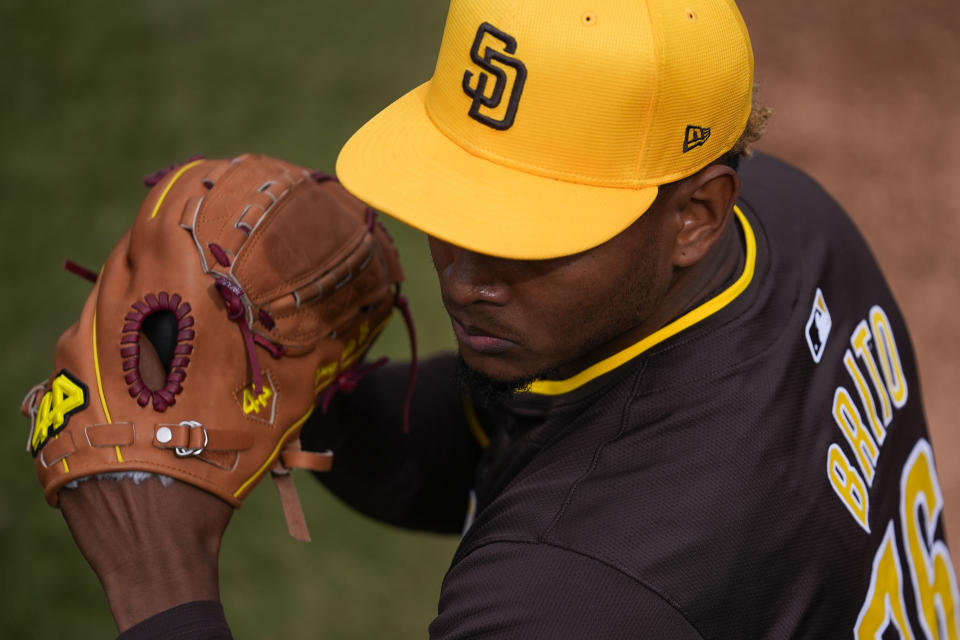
[0,0,460,637]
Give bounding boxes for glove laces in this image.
[315,207,419,434]
[212,274,283,399]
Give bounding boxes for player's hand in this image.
[23,153,404,548]
[60,475,231,632]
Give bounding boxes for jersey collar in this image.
[523,205,757,397]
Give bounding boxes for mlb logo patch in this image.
[805,288,832,363]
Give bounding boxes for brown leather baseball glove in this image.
[22,153,405,541]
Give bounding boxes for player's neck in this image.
[542,215,745,382]
[669,215,745,318]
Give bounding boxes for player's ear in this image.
[668,164,740,268]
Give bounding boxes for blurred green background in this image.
[0,0,461,637]
[7,1,958,637]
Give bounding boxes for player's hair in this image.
[732,102,774,158]
[716,86,774,170]
[656,90,771,194]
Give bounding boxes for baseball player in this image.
[42,0,958,637]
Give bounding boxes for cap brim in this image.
[336,82,658,260]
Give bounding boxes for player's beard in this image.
[456,356,536,408]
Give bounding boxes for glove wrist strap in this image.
[270,439,334,542]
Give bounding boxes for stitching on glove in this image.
[121,292,194,412]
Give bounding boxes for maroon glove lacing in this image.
[313,202,419,433]
[143,154,205,187]
[320,357,389,411]
[394,291,417,434]
[317,289,418,434]
[63,169,419,434]
[209,254,284,399]
[64,259,98,283]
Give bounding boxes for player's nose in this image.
[428,237,511,307]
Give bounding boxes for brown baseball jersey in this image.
[122,154,958,639]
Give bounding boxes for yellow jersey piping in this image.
[462,392,491,448]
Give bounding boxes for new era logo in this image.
[683,125,711,153]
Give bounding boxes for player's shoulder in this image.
[737,152,826,197]
[736,152,855,235]
[735,152,885,305]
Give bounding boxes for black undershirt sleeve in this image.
[300,354,484,533]
[116,601,232,640]
[430,542,705,639]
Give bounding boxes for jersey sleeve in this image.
[300,354,485,534]
[430,541,705,639]
[115,601,232,640]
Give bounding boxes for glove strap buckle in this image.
[171,420,209,457]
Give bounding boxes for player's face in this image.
[429,202,678,384]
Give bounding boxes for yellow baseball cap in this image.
[337,0,754,259]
